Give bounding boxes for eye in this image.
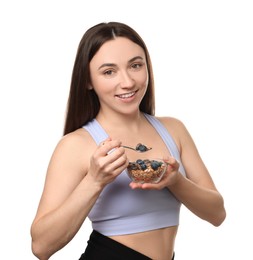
[103,69,114,76]
[131,63,143,70]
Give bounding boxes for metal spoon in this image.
[122,143,152,153]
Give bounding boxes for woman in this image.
[30,22,226,260]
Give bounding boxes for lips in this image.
[116,91,137,99]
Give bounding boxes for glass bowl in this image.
[127,158,167,184]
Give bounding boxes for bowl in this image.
[127,158,167,184]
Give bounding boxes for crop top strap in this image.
[143,113,180,161]
[83,119,109,145]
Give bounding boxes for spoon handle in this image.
[122,145,137,151]
[122,145,152,152]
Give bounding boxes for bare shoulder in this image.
[48,128,97,178]
[155,116,190,150]
[156,116,186,131]
[58,127,96,152]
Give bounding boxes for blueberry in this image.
[136,143,148,152]
[151,161,160,170]
[140,164,147,170]
[136,159,144,164]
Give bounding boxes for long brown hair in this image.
[63,22,155,135]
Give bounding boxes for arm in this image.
[30,132,128,260]
[130,117,226,226]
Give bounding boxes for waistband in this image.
[79,230,175,259]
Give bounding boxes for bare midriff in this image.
[109,226,178,259]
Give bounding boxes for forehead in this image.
[90,37,145,66]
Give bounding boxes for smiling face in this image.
[89,37,149,117]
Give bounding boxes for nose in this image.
[119,70,134,88]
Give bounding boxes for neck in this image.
[96,110,146,133]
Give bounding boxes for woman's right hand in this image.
[88,138,129,187]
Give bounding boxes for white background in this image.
[0,0,252,259]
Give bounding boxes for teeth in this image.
[117,91,135,99]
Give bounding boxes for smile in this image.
[116,91,137,99]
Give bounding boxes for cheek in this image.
[139,70,149,87]
[90,69,113,92]
[92,78,115,95]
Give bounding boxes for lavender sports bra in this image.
[83,113,186,236]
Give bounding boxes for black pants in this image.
[79,230,175,260]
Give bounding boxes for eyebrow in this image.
[98,56,144,70]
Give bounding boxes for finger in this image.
[105,152,128,173]
[99,137,111,147]
[98,139,122,156]
[163,156,179,170]
[129,181,162,190]
[129,182,143,189]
